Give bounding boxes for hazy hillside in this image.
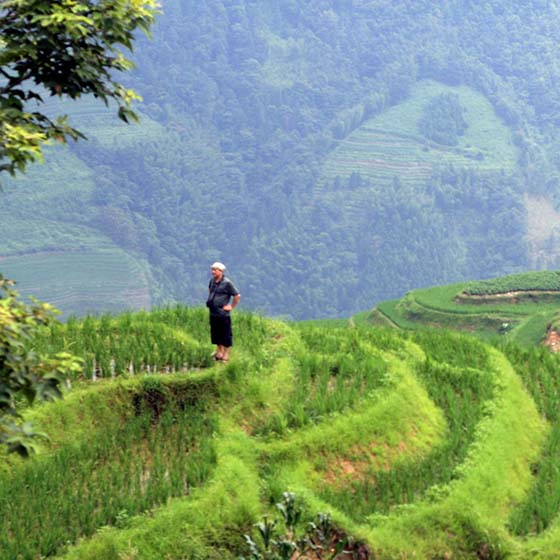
[4,0,560,318]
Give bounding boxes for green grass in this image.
[0,372,221,559]
[3,302,560,559]
[364,272,560,346]
[375,299,430,329]
[504,344,560,537]
[321,80,517,186]
[316,342,493,520]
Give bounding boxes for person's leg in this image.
[219,316,233,362]
[210,316,224,359]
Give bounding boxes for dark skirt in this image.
[209,314,233,347]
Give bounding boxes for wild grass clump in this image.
[240,491,369,559]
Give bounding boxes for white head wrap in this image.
[211,262,226,271]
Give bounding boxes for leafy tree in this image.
[0,276,81,456]
[419,93,468,146]
[0,0,158,453]
[0,0,159,177]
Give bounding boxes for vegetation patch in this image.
[2,297,560,558]
[0,373,219,560]
[322,438,412,488]
[461,270,560,296]
[367,272,560,345]
[322,80,517,187]
[418,92,468,146]
[318,336,495,521]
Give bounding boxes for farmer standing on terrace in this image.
[206,262,240,363]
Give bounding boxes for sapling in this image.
[240,492,364,559]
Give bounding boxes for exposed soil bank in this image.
[456,290,560,305]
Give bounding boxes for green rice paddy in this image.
[322,80,517,187]
[369,270,560,346]
[2,294,560,558]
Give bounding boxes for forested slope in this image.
[3,0,560,318]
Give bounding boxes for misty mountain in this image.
[2,0,560,319]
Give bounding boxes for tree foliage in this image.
[419,93,468,146]
[0,276,81,456]
[0,0,159,177]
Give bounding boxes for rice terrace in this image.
[321,80,517,188]
[4,271,560,558]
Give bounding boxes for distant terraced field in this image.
[367,270,560,347]
[322,80,517,186]
[0,98,170,316]
[0,249,152,316]
[41,95,168,149]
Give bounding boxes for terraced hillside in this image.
[4,306,560,558]
[40,95,169,150]
[0,98,164,316]
[321,80,517,187]
[367,270,560,347]
[0,251,152,316]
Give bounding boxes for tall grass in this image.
[32,306,215,379]
[254,326,391,437]
[318,333,494,519]
[0,375,218,560]
[6,305,560,558]
[0,308,282,559]
[504,343,560,535]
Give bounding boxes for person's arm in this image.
[223,294,240,312]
